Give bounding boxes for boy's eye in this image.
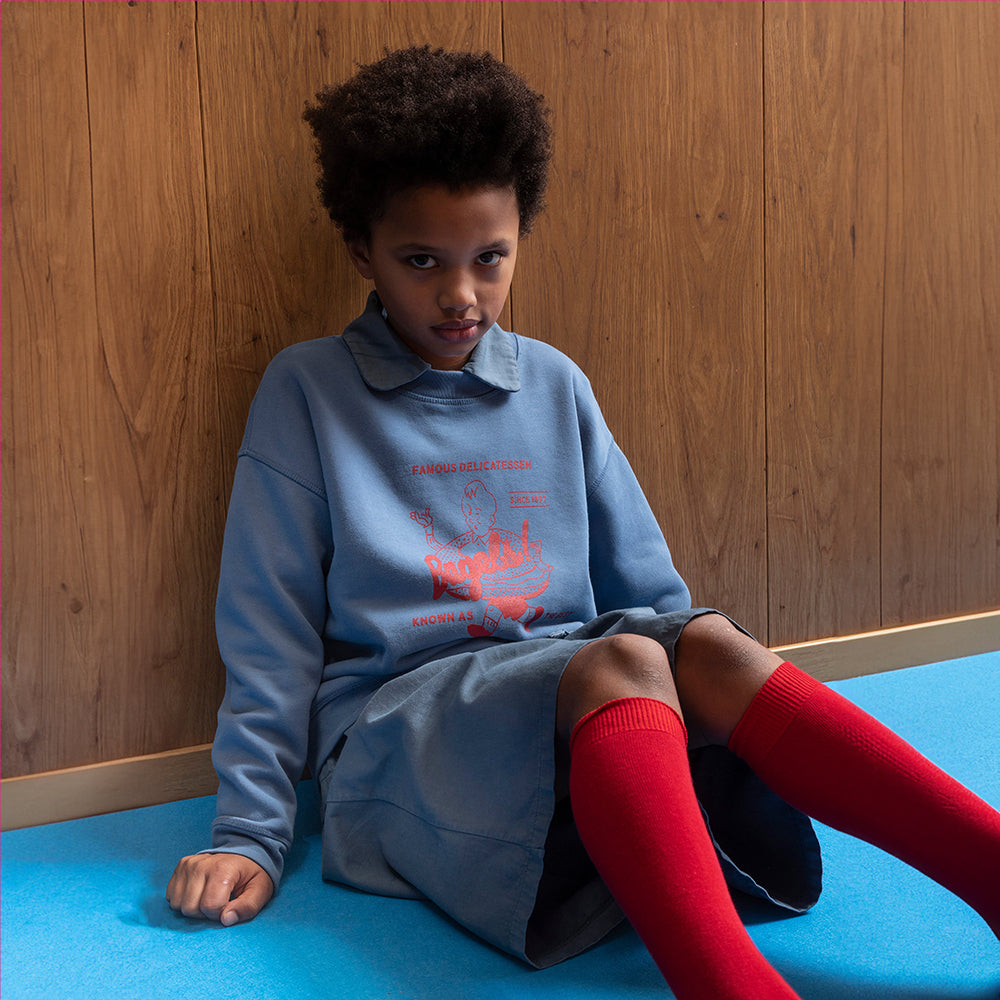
[477,251,503,266]
[407,254,436,270]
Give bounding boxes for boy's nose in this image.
[438,270,477,312]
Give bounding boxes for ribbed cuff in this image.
[570,696,687,751]
[728,661,818,761]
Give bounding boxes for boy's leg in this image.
[673,614,1000,939]
[561,635,801,999]
[726,658,1000,938]
[562,617,1000,997]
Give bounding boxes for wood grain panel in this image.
[2,2,101,774]
[82,0,222,767]
[4,2,997,783]
[504,2,766,636]
[764,3,901,645]
[197,1,504,494]
[882,3,1000,625]
[2,1,222,777]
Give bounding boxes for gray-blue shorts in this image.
[318,607,822,968]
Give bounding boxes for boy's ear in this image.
[346,238,375,279]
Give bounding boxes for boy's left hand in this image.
[166,852,274,926]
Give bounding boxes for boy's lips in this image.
[432,320,481,341]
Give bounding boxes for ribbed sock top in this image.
[570,696,688,751]
[728,660,816,760]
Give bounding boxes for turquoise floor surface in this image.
[2,653,998,999]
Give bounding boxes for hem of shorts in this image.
[523,893,626,969]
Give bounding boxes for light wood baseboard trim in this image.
[3,610,997,832]
[1,743,216,832]
[773,609,1000,682]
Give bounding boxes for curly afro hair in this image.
[303,46,552,243]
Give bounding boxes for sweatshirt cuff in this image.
[207,822,287,888]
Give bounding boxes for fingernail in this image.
[220,911,239,927]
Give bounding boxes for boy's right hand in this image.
[166,853,274,926]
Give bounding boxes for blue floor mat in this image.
[3,652,998,999]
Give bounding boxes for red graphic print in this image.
[411,480,552,637]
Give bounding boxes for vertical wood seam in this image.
[191,1,226,517]
[499,0,507,63]
[760,0,770,647]
[79,0,104,710]
[82,2,100,357]
[881,1,907,627]
[499,2,516,338]
[878,5,901,631]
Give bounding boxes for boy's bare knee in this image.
[677,612,747,653]
[676,613,778,673]
[557,633,678,740]
[587,633,668,680]
[674,613,782,745]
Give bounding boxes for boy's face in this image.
[347,184,520,371]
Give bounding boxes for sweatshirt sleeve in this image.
[207,362,333,887]
[572,369,691,615]
[586,443,691,614]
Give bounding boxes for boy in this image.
[168,47,999,998]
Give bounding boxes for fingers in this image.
[219,866,274,926]
[166,853,274,925]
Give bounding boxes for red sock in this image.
[729,661,1000,937]
[569,698,800,999]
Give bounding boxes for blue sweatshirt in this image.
[209,293,690,883]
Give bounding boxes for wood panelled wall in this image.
[3,1,998,779]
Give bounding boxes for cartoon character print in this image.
[411,480,552,637]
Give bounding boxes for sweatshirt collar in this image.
[341,293,520,393]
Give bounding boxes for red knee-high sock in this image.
[569,698,800,999]
[729,661,1000,937]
